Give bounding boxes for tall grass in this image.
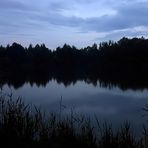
[0,92,147,148]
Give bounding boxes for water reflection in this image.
[2,80,148,133]
[1,73,148,91]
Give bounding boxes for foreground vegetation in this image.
[0,92,148,148]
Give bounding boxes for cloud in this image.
[0,0,148,48]
[24,1,148,33]
[0,0,33,11]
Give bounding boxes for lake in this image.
[2,79,148,134]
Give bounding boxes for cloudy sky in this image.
[0,0,148,49]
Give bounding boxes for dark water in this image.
[2,80,148,133]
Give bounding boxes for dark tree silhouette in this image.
[1,37,148,89]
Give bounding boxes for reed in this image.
[0,93,147,148]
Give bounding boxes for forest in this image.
[0,37,148,89]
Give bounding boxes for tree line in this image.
[0,37,148,89]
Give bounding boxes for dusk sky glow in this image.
[0,0,148,49]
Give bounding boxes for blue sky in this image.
[0,0,148,49]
